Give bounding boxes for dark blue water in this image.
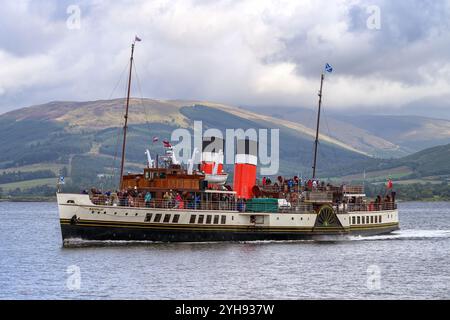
[0,201,449,299]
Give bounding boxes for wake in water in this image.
[63,238,164,248]
[62,230,450,247]
[348,229,450,241]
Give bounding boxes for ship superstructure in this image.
[57,39,399,244]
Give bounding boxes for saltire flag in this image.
[59,176,65,185]
[163,139,172,148]
[325,63,333,73]
[152,136,159,143]
[135,35,142,42]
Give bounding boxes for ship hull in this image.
[57,193,399,245]
[60,221,399,243]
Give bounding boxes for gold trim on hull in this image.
[61,218,399,234]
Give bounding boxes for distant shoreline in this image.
[0,197,56,203]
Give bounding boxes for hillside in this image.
[0,98,371,196]
[245,106,450,156]
[328,143,450,185]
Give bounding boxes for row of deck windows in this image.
[190,214,227,225]
[145,213,180,223]
[144,213,227,225]
[351,215,383,225]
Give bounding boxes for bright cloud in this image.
[0,0,449,113]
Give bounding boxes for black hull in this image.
[60,222,399,245]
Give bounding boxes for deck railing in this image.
[89,196,315,214]
[90,197,238,211]
[343,185,365,194]
[346,202,397,212]
[304,191,333,203]
[88,195,396,214]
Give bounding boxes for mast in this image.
[312,73,324,179]
[119,41,136,188]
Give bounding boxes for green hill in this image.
[0,98,371,198]
[329,143,450,184]
[245,106,450,156]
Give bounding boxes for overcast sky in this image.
[1,0,449,115]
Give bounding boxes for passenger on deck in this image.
[111,192,118,206]
[127,193,134,207]
[144,192,152,208]
[175,193,183,209]
[163,191,171,208]
[237,198,245,212]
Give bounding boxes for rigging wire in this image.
[132,58,153,136]
[110,62,131,184]
[132,58,157,169]
[322,104,339,171]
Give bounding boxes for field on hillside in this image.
[0,178,59,191]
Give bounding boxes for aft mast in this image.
[119,37,140,188]
[312,63,332,179]
[312,73,324,179]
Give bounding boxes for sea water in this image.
[0,201,449,299]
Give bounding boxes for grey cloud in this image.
[281,0,450,84]
[0,0,450,115]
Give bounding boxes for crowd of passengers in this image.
[260,176,341,193]
[84,175,396,212]
[260,176,397,212]
[86,187,236,209]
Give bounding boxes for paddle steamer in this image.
[57,39,399,244]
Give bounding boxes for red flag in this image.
[163,140,172,148]
[387,179,393,189]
